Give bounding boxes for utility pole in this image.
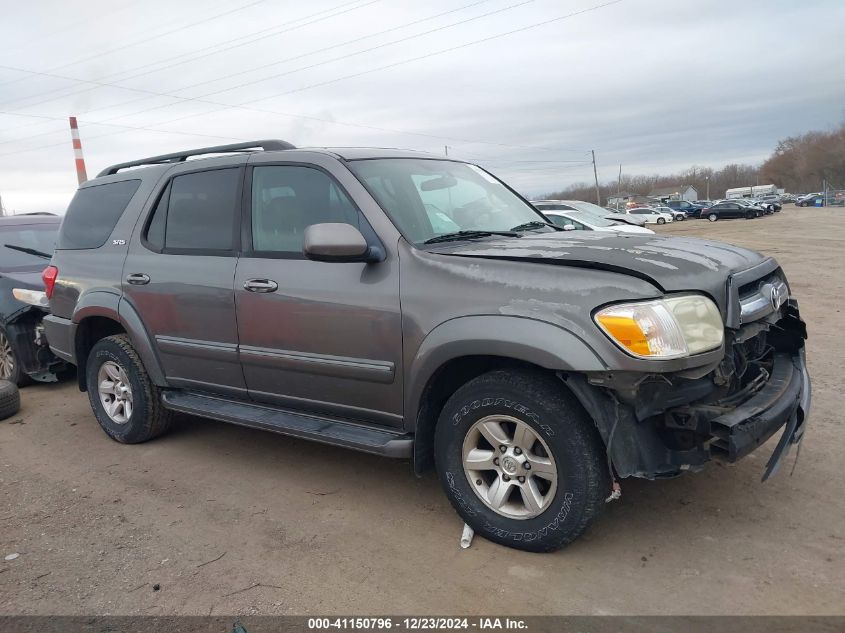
[591,149,601,206]
[444,145,449,157]
[616,164,622,211]
[705,176,710,200]
[0,192,5,217]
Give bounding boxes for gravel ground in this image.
[0,204,843,615]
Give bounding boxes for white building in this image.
[648,184,698,202]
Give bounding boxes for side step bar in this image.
[161,391,413,459]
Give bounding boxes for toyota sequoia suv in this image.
[43,140,811,552]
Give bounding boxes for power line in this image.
[0,7,568,154]
[0,0,520,125]
[0,0,491,143]
[0,0,267,91]
[51,0,539,133]
[0,1,622,159]
[3,0,148,55]
[0,0,379,113]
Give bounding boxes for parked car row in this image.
[699,197,781,221]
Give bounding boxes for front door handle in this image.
[244,278,278,293]
[126,273,150,285]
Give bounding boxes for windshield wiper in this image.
[4,243,52,259]
[510,220,562,232]
[423,230,521,244]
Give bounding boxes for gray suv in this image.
[43,140,810,552]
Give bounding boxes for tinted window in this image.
[159,169,240,251]
[251,165,359,253]
[0,223,59,271]
[58,180,141,249]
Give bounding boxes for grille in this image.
[738,271,788,324]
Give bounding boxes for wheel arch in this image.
[73,293,166,390]
[408,316,607,474]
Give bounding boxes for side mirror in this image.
[303,223,381,263]
[562,224,576,231]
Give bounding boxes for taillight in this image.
[42,265,58,299]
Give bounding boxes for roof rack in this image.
[97,139,296,177]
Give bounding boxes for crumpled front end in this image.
[565,262,810,481]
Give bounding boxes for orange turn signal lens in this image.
[594,314,652,356]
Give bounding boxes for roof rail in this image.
[97,139,296,177]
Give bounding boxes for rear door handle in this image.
[126,273,150,285]
[244,278,278,293]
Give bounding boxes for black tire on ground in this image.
[85,334,173,443]
[708,213,718,222]
[746,211,754,219]
[0,380,21,421]
[0,326,33,387]
[434,369,610,552]
[657,218,665,225]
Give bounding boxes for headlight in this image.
[594,295,723,359]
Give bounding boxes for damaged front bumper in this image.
[708,348,809,480]
[565,304,811,481]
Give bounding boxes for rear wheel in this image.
[708,213,718,222]
[434,369,609,552]
[86,334,173,443]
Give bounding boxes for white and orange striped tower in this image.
[68,116,88,185]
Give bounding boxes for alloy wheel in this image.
[0,332,14,380]
[462,415,558,519]
[98,361,133,424]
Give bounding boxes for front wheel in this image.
[657,218,666,225]
[434,369,609,552]
[708,213,718,222]
[86,334,173,443]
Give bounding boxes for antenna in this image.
[69,116,88,185]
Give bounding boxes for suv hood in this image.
[430,232,770,314]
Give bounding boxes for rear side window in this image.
[58,179,141,249]
[144,168,240,252]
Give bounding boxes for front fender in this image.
[405,315,607,426]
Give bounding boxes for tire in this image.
[85,334,173,443]
[708,213,718,222]
[657,218,666,225]
[434,369,609,552]
[0,380,20,421]
[745,211,754,219]
[0,327,33,387]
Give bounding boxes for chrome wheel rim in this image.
[98,361,133,424]
[462,415,558,520]
[0,332,14,380]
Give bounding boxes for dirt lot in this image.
[1,205,843,615]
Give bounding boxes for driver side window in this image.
[250,165,359,254]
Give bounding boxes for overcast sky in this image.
[1,0,843,213]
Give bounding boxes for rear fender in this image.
[72,291,166,386]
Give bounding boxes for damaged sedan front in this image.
[0,215,65,385]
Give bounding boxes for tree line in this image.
[542,122,845,203]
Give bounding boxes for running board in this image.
[161,391,413,459]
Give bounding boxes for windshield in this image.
[347,159,548,244]
[0,223,58,271]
